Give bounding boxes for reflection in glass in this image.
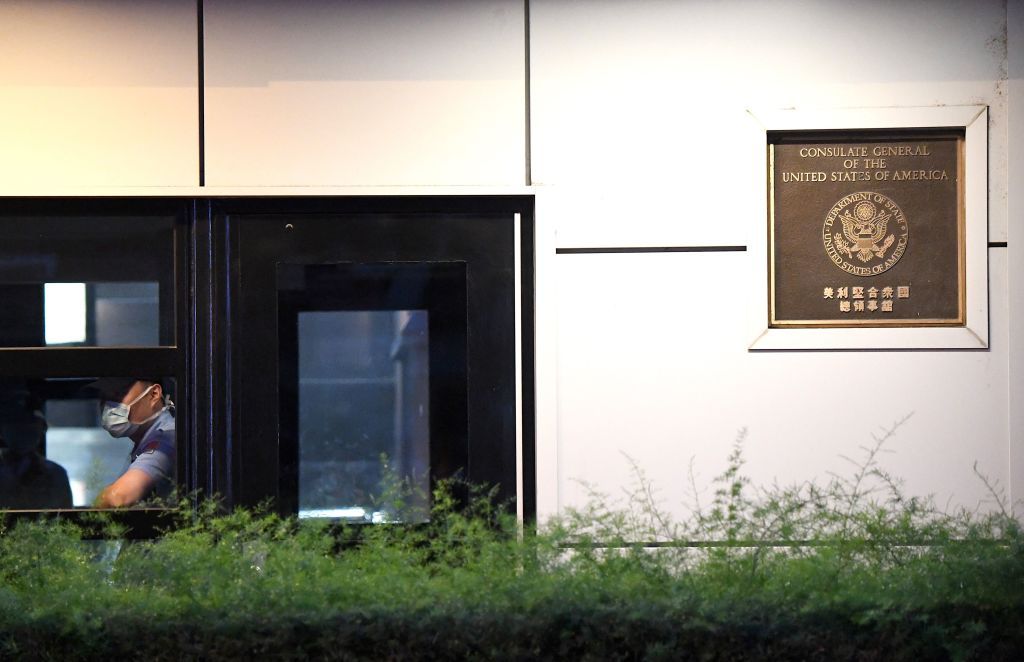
[0,378,175,509]
[0,382,72,510]
[297,311,429,521]
[92,282,161,346]
[0,214,173,347]
[12,282,160,347]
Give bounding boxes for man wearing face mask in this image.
[92,378,175,508]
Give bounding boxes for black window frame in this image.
[0,195,536,536]
[0,198,192,537]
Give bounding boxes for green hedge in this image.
[4,604,1023,660]
[1,426,1021,660]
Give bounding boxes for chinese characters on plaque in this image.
[769,129,965,327]
[822,284,908,313]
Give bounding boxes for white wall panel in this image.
[1009,0,1024,511]
[555,249,1009,521]
[531,0,1008,247]
[204,0,525,187]
[0,1,198,189]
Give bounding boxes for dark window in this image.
[0,196,535,530]
[0,200,187,520]
[0,212,174,348]
[0,376,177,510]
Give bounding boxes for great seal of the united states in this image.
[822,191,908,277]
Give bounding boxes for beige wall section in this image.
[203,0,526,187]
[0,1,198,190]
[555,249,1010,519]
[531,0,1008,248]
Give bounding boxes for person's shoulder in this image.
[146,411,176,452]
[41,459,69,479]
[155,409,176,433]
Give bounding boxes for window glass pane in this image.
[0,215,174,347]
[279,261,467,522]
[0,377,176,509]
[35,281,160,346]
[297,310,429,522]
[92,282,161,346]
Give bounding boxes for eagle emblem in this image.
[833,200,895,262]
[822,192,909,277]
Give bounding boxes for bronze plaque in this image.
[769,129,964,327]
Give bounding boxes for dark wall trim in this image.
[524,0,532,187]
[557,245,748,254]
[197,0,205,187]
[559,242,1006,253]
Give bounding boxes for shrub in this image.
[1,421,1021,660]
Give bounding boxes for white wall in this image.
[555,250,1009,516]
[532,0,1008,247]
[1009,0,1024,516]
[203,0,526,186]
[0,0,198,189]
[533,0,1014,519]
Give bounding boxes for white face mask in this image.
[101,384,162,438]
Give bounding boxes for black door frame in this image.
[208,195,535,521]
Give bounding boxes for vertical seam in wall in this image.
[197,0,206,187]
[524,0,532,187]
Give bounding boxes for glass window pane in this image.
[279,261,467,522]
[0,377,176,509]
[34,281,160,347]
[297,311,429,522]
[92,282,161,346]
[0,215,174,347]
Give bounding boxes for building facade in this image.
[0,0,1020,523]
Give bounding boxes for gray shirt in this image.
[127,409,175,502]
